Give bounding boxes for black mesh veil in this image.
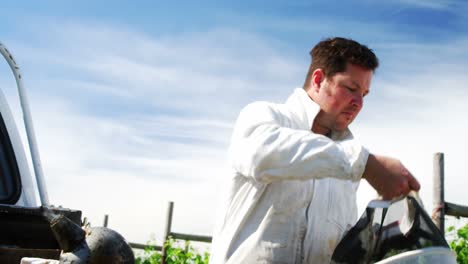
[331,193,449,264]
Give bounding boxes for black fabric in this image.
[331,195,449,264]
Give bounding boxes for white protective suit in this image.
[210,88,369,264]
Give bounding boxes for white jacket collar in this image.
[285,88,320,131]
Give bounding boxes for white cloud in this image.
[25,97,230,242]
[393,0,458,10]
[11,22,305,121]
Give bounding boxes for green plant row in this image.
[135,237,210,264]
[135,224,468,264]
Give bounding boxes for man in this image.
[210,37,420,263]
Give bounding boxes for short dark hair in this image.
[304,37,379,85]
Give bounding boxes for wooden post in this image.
[433,152,445,235]
[161,201,174,264]
[103,214,109,227]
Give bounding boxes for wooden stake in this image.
[433,152,445,235]
[161,201,174,264]
[103,214,109,227]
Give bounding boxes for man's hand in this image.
[363,154,420,200]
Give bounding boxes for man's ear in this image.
[311,69,324,93]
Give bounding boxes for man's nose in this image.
[352,94,363,109]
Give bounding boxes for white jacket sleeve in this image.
[229,102,368,184]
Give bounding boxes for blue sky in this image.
[1,0,468,245]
